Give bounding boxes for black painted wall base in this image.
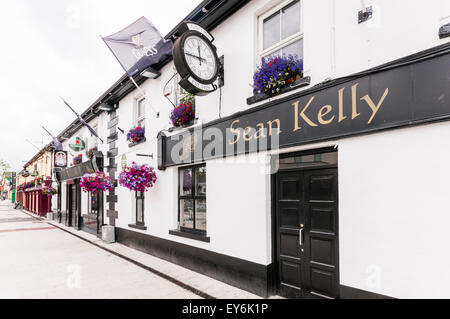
[115,227,272,297]
[340,285,394,299]
[115,228,395,299]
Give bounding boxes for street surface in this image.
[0,201,201,299]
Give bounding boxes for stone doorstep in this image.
[46,220,260,300]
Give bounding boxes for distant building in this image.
[16,148,54,216]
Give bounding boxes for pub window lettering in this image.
[259,0,303,60]
[178,165,206,234]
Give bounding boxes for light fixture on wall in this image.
[97,103,115,112]
[140,67,161,79]
[439,23,450,39]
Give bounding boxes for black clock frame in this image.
[173,29,220,95]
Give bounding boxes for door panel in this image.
[304,169,339,299]
[276,166,339,299]
[276,172,304,298]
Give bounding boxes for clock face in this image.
[183,35,218,81]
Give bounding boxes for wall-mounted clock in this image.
[173,22,222,96]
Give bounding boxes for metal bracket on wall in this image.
[137,154,154,159]
[218,55,225,88]
[358,6,373,24]
[439,23,450,39]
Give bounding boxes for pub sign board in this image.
[56,161,96,182]
[159,46,450,169]
[54,151,68,168]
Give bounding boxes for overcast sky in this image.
[0,0,200,171]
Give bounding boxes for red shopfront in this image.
[23,177,52,217]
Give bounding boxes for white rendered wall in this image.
[112,0,450,270]
[339,121,450,299]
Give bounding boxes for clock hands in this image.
[185,52,206,63]
[198,45,202,66]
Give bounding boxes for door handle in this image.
[299,227,304,246]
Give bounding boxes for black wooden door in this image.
[276,168,339,299]
[81,190,103,236]
[70,184,79,229]
[66,184,73,227]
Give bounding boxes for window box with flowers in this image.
[127,126,146,147]
[247,55,310,105]
[169,92,196,131]
[73,154,83,166]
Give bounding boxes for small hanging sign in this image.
[54,151,68,168]
[69,137,86,152]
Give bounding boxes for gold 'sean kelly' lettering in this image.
[228,119,282,145]
[243,127,253,142]
[318,105,335,125]
[352,83,361,120]
[338,88,347,123]
[360,88,389,124]
[267,119,282,136]
[227,84,390,144]
[293,97,317,131]
[293,84,389,130]
[229,120,241,145]
[254,123,267,139]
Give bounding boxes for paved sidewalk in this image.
[0,201,260,299]
[45,214,261,299]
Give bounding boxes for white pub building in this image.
[51,0,450,299]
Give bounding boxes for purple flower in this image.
[253,55,303,94]
[127,127,146,144]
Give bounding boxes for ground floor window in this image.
[88,191,99,215]
[179,165,207,233]
[136,191,145,225]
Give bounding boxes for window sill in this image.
[128,224,147,231]
[168,119,198,133]
[128,138,147,148]
[169,229,210,243]
[247,76,311,105]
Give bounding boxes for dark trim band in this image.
[116,227,272,297]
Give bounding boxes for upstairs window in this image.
[136,98,146,127]
[259,0,303,60]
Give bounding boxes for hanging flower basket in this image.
[34,177,44,186]
[80,172,114,193]
[253,55,303,95]
[127,127,146,144]
[170,101,195,127]
[23,183,32,190]
[73,154,83,166]
[86,146,98,159]
[119,162,157,192]
[42,187,58,195]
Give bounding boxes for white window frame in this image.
[135,97,146,128]
[257,0,303,60]
[173,68,195,106]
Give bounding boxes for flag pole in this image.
[128,76,160,118]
